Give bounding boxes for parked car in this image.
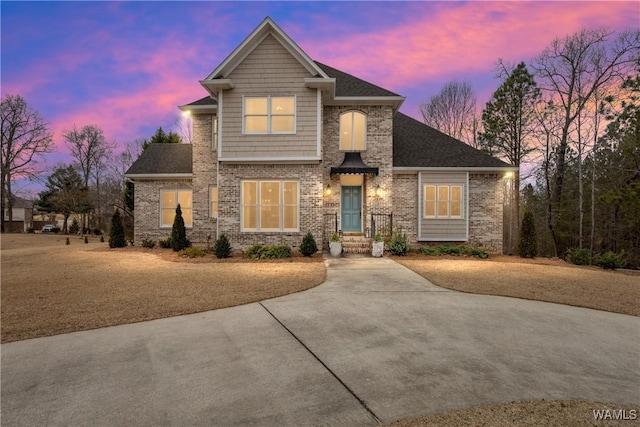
[41,224,59,233]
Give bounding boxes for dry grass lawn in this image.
[395,255,640,317]
[1,233,325,343]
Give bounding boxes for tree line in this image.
[420,27,639,267]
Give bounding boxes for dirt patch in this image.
[394,255,640,316]
[1,234,325,343]
[386,400,638,427]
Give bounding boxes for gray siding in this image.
[220,34,319,160]
[419,172,468,241]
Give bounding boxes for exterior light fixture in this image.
[505,171,514,179]
[375,184,383,197]
[325,184,332,196]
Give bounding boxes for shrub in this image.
[373,233,382,243]
[158,238,172,249]
[387,230,410,256]
[69,218,80,235]
[418,244,489,259]
[245,244,291,259]
[300,232,318,257]
[100,236,104,243]
[65,237,70,245]
[518,211,537,258]
[179,247,207,258]
[594,250,626,270]
[566,248,591,265]
[93,228,102,236]
[214,234,232,259]
[170,204,190,252]
[84,236,89,244]
[142,239,156,249]
[330,232,340,242]
[109,209,127,248]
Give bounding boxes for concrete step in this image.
[342,236,372,254]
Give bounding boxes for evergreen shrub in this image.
[170,204,190,251]
[300,232,318,257]
[245,245,291,259]
[387,230,410,256]
[594,250,626,270]
[214,234,232,259]
[566,248,591,265]
[109,209,127,248]
[517,211,537,258]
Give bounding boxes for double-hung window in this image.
[241,180,299,231]
[244,96,295,134]
[209,186,218,218]
[160,189,193,227]
[339,111,366,151]
[424,185,463,219]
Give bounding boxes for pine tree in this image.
[170,204,189,251]
[213,234,232,259]
[300,232,318,257]
[109,209,126,248]
[518,211,538,258]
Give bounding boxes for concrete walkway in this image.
[2,256,639,426]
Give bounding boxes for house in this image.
[2,196,34,232]
[125,17,515,253]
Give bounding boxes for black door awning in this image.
[330,152,379,175]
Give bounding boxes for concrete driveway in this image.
[2,256,639,426]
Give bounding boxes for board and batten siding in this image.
[220,34,319,160]
[418,172,468,241]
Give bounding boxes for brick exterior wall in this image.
[322,105,394,243]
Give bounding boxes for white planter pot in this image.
[372,241,384,257]
[329,241,342,257]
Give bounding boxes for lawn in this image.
[1,233,325,343]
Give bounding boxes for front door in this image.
[341,186,362,232]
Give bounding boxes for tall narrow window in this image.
[423,185,463,219]
[161,189,193,227]
[210,186,218,218]
[241,180,299,231]
[340,111,366,151]
[212,117,218,151]
[244,96,295,134]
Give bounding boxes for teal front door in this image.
[341,186,362,232]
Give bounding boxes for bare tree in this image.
[419,80,478,146]
[531,27,639,253]
[64,125,115,230]
[176,112,193,144]
[1,94,53,232]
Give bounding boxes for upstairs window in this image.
[244,96,295,134]
[424,185,463,219]
[340,111,366,151]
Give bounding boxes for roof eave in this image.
[178,104,218,114]
[124,173,193,180]
[393,166,518,173]
[326,96,406,113]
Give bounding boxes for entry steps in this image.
[341,234,372,254]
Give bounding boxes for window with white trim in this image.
[160,189,193,227]
[212,117,218,150]
[424,185,463,219]
[339,111,366,151]
[210,186,218,218]
[244,96,295,134]
[241,180,299,231]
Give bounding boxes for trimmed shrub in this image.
[566,248,591,265]
[179,247,207,258]
[594,250,626,270]
[170,204,190,251]
[142,239,156,249]
[69,218,80,235]
[93,228,102,236]
[245,244,291,259]
[518,211,537,258]
[158,238,172,249]
[84,236,89,244]
[387,230,410,256]
[300,232,318,257]
[418,244,489,259]
[214,234,232,259]
[100,236,104,243]
[109,209,127,248]
[65,237,70,245]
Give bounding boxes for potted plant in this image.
[329,232,342,257]
[372,233,384,257]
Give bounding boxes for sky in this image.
[2,1,638,194]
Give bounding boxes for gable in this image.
[125,144,193,177]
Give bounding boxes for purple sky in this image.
[2,1,638,193]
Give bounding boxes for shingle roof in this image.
[393,112,512,168]
[315,62,401,97]
[125,144,193,176]
[184,96,217,107]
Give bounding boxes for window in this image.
[212,117,218,150]
[340,111,366,151]
[160,190,192,227]
[244,96,295,134]
[424,185,463,219]
[210,186,218,218]
[241,180,299,231]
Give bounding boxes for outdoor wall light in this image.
[325,184,332,196]
[505,171,514,179]
[375,184,383,197]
